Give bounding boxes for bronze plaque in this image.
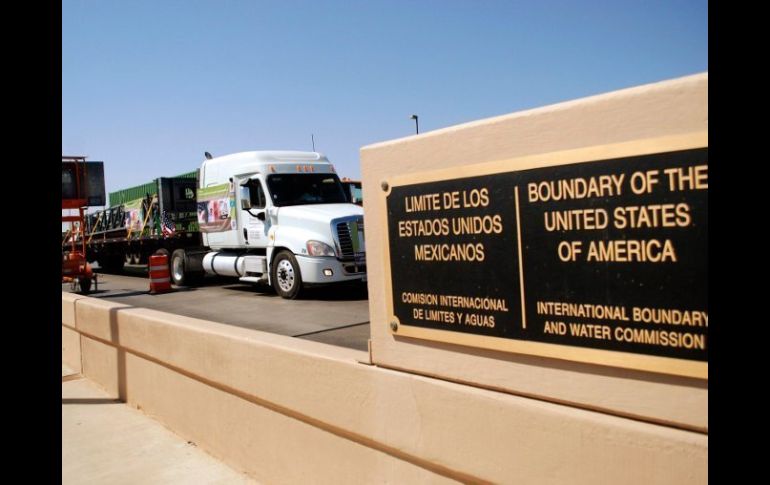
[383,135,707,379]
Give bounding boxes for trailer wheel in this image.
[272,251,303,299]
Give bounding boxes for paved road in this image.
[63,268,371,352]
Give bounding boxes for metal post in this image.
[410,114,419,134]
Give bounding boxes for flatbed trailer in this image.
[83,176,202,272]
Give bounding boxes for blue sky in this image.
[63,0,707,199]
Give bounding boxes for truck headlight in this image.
[306,240,336,257]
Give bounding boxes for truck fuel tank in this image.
[202,252,267,278]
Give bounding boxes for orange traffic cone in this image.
[149,254,172,294]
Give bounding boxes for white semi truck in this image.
[172,150,366,299]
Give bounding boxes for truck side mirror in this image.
[241,198,252,210]
[256,211,266,221]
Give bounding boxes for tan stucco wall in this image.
[62,292,81,327]
[61,326,82,374]
[360,73,708,432]
[65,293,706,484]
[107,341,456,484]
[62,292,84,373]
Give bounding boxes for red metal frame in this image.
[62,156,95,291]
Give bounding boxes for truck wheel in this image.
[170,249,189,286]
[272,251,303,299]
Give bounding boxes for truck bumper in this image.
[295,255,366,284]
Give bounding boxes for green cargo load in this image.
[109,170,198,206]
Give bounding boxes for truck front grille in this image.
[334,217,364,261]
[336,222,355,258]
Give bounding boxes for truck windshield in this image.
[266,174,348,207]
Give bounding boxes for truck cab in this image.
[182,151,365,299]
[340,178,363,205]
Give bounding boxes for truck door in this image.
[239,178,269,248]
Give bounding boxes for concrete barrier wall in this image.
[63,292,706,484]
[62,292,84,373]
[360,73,708,432]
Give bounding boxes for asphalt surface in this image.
[63,266,371,352]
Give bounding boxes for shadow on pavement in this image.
[300,283,368,302]
[220,284,278,296]
[221,281,368,301]
[94,268,368,302]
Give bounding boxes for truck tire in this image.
[272,251,303,299]
[170,249,189,286]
